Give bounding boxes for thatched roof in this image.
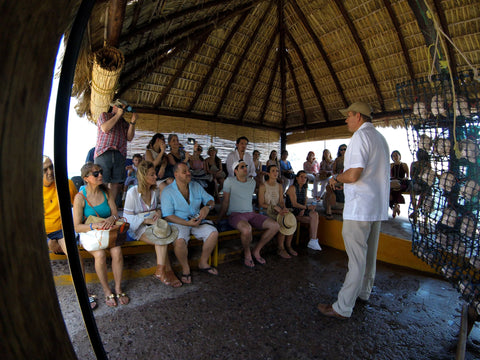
[72,0,480,142]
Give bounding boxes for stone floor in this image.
[53,245,480,360]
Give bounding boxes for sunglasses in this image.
[43,164,54,173]
[90,170,103,177]
[340,148,347,151]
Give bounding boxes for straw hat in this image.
[143,219,178,245]
[277,212,297,236]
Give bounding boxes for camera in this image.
[125,105,135,113]
[187,137,195,145]
[189,213,200,220]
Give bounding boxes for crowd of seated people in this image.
[52,133,388,309]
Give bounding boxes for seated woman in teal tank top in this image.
[73,163,130,308]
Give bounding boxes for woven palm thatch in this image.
[90,46,124,121]
[71,0,479,144]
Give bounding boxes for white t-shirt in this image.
[226,150,257,178]
[223,177,256,215]
[343,122,390,221]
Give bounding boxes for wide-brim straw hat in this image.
[143,219,178,245]
[277,212,297,236]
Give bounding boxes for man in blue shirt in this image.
[161,163,218,284]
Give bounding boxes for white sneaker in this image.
[307,239,322,251]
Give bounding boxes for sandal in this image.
[181,273,192,284]
[105,294,117,308]
[277,248,291,259]
[165,270,183,288]
[116,293,129,305]
[286,246,298,257]
[88,294,98,310]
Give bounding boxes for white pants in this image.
[332,220,381,317]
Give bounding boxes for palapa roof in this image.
[73,0,480,142]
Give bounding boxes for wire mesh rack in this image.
[396,70,480,312]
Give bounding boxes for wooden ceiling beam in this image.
[239,28,277,121]
[121,0,242,43]
[134,107,284,132]
[285,51,306,126]
[432,0,458,79]
[381,0,415,81]
[286,30,329,122]
[213,1,273,117]
[289,1,347,108]
[128,0,145,31]
[124,1,259,63]
[333,0,385,111]
[106,0,128,47]
[278,0,287,129]
[259,51,280,124]
[187,12,249,112]
[153,32,211,108]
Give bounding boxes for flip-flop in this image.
[244,258,255,269]
[198,267,218,275]
[181,273,192,284]
[88,295,98,310]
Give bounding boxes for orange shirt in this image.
[43,180,78,234]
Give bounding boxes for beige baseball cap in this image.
[339,102,373,119]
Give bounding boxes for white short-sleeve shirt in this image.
[343,122,390,221]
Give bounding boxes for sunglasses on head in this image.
[91,170,103,177]
[43,164,54,172]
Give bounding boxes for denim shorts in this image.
[94,150,126,183]
[47,229,64,241]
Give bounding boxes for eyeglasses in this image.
[43,165,54,172]
[238,165,248,169]
[90,170,103,177]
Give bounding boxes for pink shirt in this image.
[94,112,129,158]
[303,160,319,174]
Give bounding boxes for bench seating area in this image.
[49,219,304,268]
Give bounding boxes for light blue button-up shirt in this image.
[161,180,214,221]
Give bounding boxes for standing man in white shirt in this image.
[318,102,390,319]
[226,136,257,178]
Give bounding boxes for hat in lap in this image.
[277,212,297,236]
[143,218,178,245]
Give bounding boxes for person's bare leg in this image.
[277,233,291,258]
[252,218,280,264]
[309,211,319,239]
[199,231,218,272]
[110,246,128,304]
[237,220,253,267]
[91,250,116,306]
[173,238,191,283]
[285,234,297,256]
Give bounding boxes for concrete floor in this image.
[54,245,480,360]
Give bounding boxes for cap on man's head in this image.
[339,102,372,119]
[110,98,128,107]
[232,160,246,174]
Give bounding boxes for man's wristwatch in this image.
[130,121,136,125]
[333,174,339,183]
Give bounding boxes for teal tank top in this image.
[81,188,111,218]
